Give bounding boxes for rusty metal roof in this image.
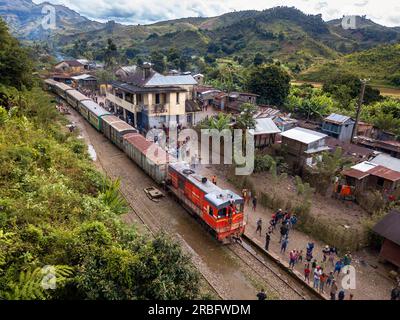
[342,168,370,180]
[368,165,400,182]
[373,210,400,245]
[343,161,400,182]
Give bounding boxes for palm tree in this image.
[199,112,232,131]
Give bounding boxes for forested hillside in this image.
[0,19,200,300]
[300,44,400,86]
[50,7,400,73]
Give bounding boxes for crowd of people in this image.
[254,206,360,300]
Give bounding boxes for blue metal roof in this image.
[325,113,353,124]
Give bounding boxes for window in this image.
[377,178,385,187]
[235,203,243,213]
[176,92,180,104]
[218,208,227,218]
[155,93,160,104]
[208,206,214,217]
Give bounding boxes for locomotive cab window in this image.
[217,208,227,218]
[208,206,214,217]
[235,203,244,213]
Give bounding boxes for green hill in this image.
[299,43,400,86]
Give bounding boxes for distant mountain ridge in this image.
[1,2,399,77]
[0,0,103,40]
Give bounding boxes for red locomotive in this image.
[167,163,245,243]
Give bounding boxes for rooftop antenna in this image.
[351,78,370,143]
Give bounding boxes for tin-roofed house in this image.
[280,127,330,169]
[373,209,400,269]
[322,113,355,142]
[342,159,400,194]
[249,118,281,148]
[71,74,97,91]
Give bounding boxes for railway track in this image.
[99,155,322,300]
[70,108,323,300]
[233,236,324,300]
[95,154,224,300]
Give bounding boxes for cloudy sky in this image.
[33,0,400,26]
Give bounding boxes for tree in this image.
[104,38,118,69]
[312,148,351,194]
[322,73,382,107]
[199,113,232,131]
[151,51,166,73]
[246,64,291,106]
[253,53,265,66]
[235,103,257,130]
[0,19,33,89]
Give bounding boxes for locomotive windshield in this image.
[217,202,244,218]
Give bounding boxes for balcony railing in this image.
[151,103,168,114]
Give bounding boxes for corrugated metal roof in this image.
[369,166,400,182]
[370,153,400,173]
[280,127,327,144]
[324,113,353,124]
[343,160,400,182]
[373,210,400,245]
[352,161,378,172]
[71,74,96,81]
[112,81,185,94]
[342,168,371,180]
[249,118,281,136]
[145,74,198,86]
[80,100,110,117]
[121,66,137,73]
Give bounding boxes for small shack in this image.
[249,118,281,148]
[373,210,400,269]
[71,74,97,91]
[322,113,355,142]
[342,161,400,193]
[280,127,330,168]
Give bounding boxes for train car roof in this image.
[66,89,91,102]
[102,115,138,133]
[44,79,58,86]
[54,82,73,91]
[123,133,175,165]
[169,162,243,208]
[80,100,110,117]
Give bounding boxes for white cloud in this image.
[32,0,400,26]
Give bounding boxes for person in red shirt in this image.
[304,263,311,284]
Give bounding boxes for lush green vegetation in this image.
[300,44,400,87]
[0,21,201,300]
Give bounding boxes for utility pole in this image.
[351,78,370,143]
